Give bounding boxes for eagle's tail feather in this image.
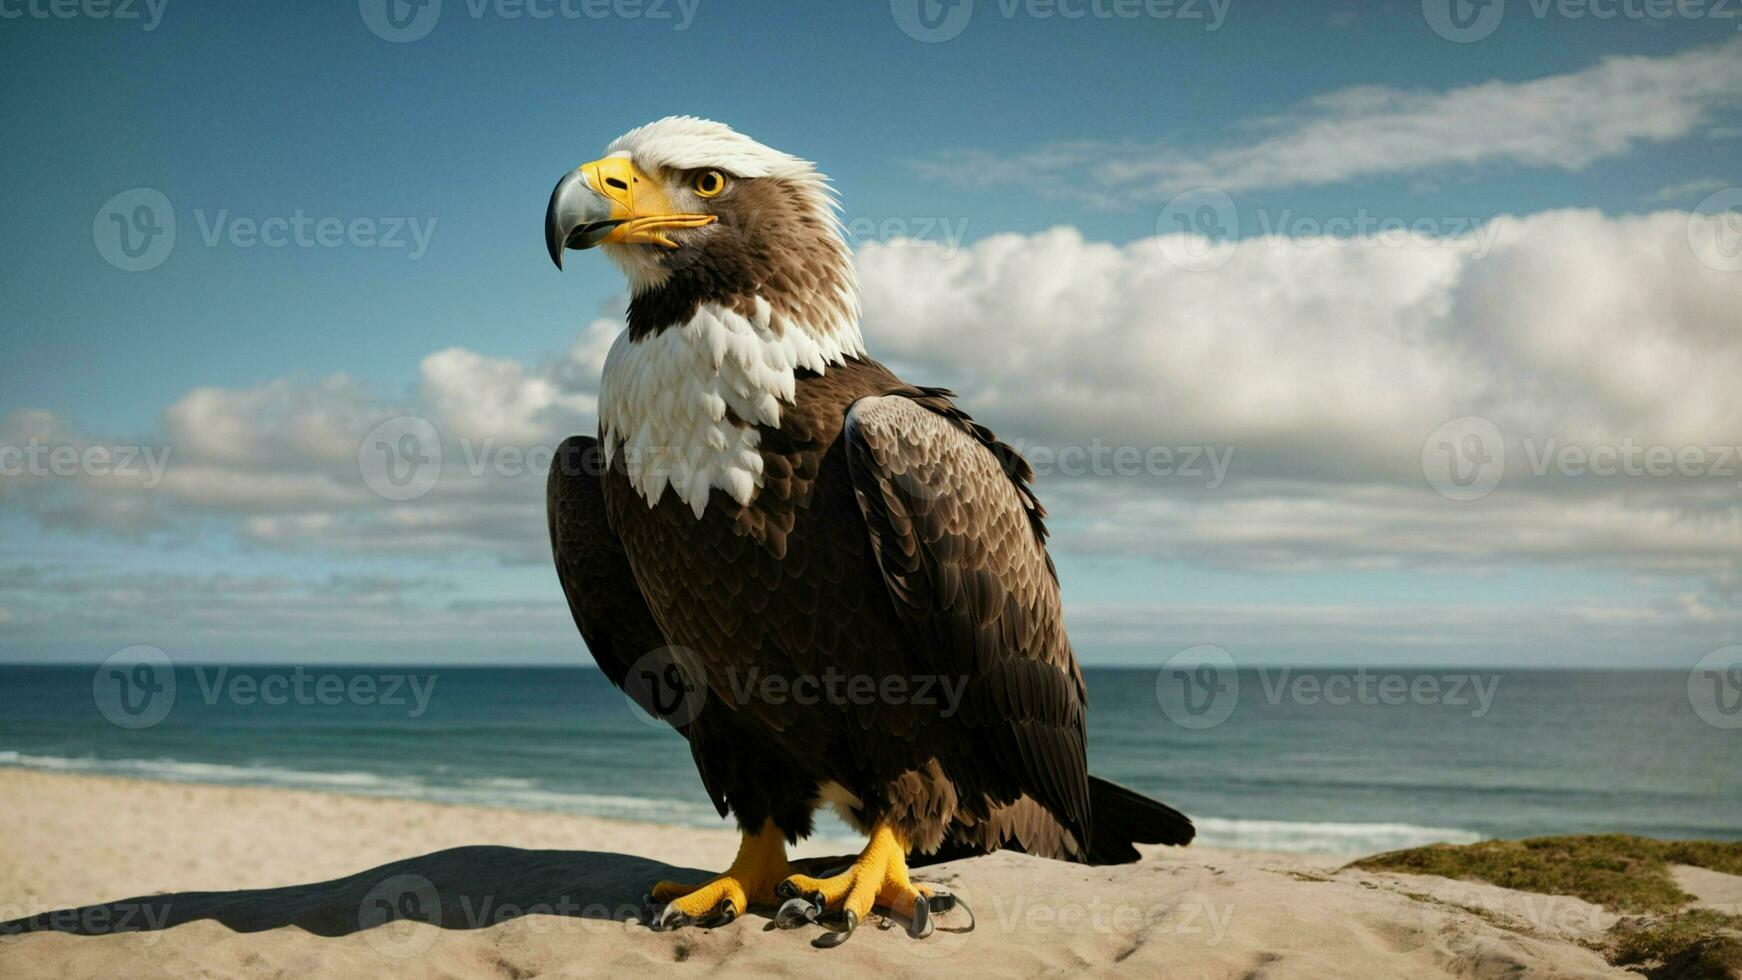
[913,777,1195,868]
[1083,775,1195,864]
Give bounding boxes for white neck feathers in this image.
[599,298,864,518]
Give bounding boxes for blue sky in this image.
[2,1,1740,665]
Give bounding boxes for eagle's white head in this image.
[545,117,865,516]
[546,116,860,345]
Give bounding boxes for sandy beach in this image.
[5,769,1717,978]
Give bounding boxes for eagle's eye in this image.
[692,170,727,198]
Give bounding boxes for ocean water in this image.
[0,665,1735,855]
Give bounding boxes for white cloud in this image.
[163,376,383,466]
[860,210,1742,474]
[418,346,594,446]
[4,209,1739,655]
[0,320,617,560]
[911,39,1742,202]
[861,225,1478,466]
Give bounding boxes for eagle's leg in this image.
[649,818,793,931]
[773,823,939,946]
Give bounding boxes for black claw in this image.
[950,895,976,934]
[908,895,934,939]
[812,909,858,949]
[914,888,976,935]
[652,904,693,932]
[775,895,822,929]
[775,879,799,901]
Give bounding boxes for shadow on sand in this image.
[1,846,851,940]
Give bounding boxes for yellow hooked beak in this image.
[545,156,717,267]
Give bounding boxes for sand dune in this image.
[0,770,1660,978]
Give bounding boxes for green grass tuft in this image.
[1352,835,1742,978]
[1352,835,1742,915]
[1607,910,1742,980]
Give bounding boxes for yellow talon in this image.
[650,819,793,929]
[777,823,929,924]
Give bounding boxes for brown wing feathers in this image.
[844,389,1093,852]
[546,436,668,697]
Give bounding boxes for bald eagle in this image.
[544,117,1193,946]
